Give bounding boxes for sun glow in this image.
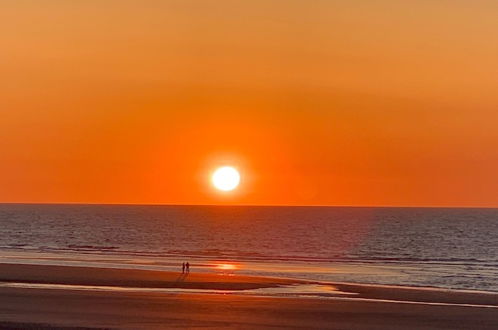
[212,166,241,191]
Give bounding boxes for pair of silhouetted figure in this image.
[182,262,190,273]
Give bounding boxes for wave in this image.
[66,245,118,250]
[2,245,497,268]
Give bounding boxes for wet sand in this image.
[0,263,299,290]
[0,263,497,329]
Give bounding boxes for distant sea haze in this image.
[1,204,497,292]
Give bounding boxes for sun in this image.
[212,166,241,191]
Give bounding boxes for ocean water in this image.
[0,204,497,292]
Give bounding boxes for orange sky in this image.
[1,1,497,207]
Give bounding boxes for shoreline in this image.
[0,263,497,329]
[2,249,497,295]
[1,263,497,306]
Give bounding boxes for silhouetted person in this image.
[182,262,185,273]
[186,262,190,273]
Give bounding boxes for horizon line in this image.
[0,202,497,209]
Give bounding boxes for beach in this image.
[0,263,497,329]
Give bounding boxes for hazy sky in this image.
[1,1,497,206]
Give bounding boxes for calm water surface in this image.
[0,204,497,292]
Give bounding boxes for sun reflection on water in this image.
[214,263,239,274]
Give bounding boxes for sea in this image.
[0,204,497,293]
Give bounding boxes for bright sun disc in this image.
[212,166,240,191]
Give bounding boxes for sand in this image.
[0,263,299,290]
[0,263,497,329]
